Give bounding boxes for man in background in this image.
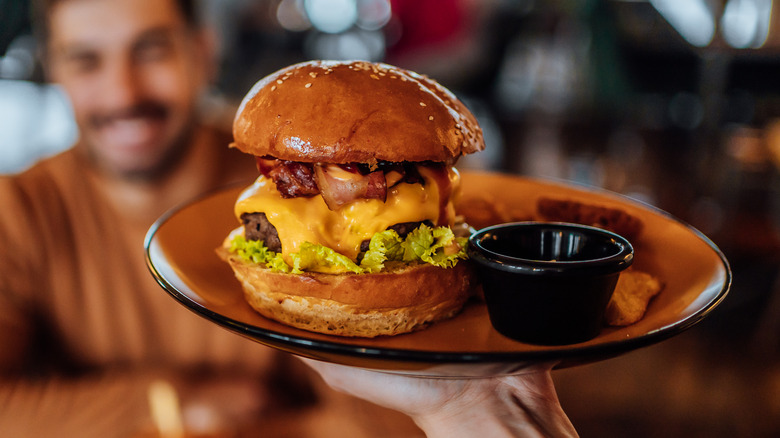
[0,0,576,436]
[0,0,334,436]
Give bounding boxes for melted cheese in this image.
[234,168,460,264]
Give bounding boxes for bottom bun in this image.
[217,247,477,337]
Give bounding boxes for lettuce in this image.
[229,223,468,275]
[266,252,295,273]
[291,242,363,274]
[403,224,469,268]
[230,235,294,273]
[360,229,404,273]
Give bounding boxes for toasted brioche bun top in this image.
[232,60,485,164]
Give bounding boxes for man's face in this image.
[47,0,210,180]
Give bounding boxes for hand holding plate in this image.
[300,357,578,438]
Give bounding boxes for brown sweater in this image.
[0,129,421,437]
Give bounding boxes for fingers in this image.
[298,358,454,414]
[299,358,395,397]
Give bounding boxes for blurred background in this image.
[1,0,779,436]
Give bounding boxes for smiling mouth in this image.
[90,102,169,149]
[102,117,164,149]
[92,101,168,128]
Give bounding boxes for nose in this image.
[100,54,143,110]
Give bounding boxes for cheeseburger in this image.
[218,60,485,337]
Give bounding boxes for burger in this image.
[217,60,485,337]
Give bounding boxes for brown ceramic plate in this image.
[145,171,730,377]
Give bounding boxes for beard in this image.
[81,99,199,182]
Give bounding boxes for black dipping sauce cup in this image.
[468,222,634,345]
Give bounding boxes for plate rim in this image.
[144,173,732,367]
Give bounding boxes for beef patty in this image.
[241,212,430,255]
[241,212,283,252]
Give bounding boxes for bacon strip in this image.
[254,158,446,213]
[364,170,387,201]
[255,156,278,177]
[314,164,387,210]
[267,161,319,198]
